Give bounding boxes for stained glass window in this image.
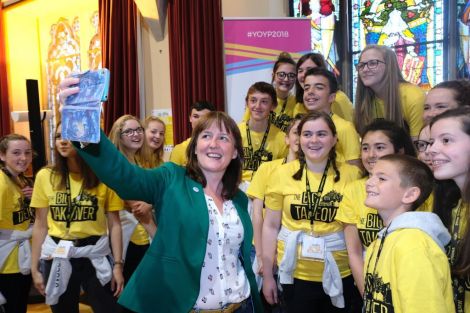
[458,0,470,78]
[292,0,341,76]
[351,0,444,99]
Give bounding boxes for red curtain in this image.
[99,0,140,133]
[168,0,225,144]
[0,5,11,136]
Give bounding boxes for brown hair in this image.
[272,52,296,84]
[245,82,278,108]
[378,154,433,211]
[354,45,407,135]
[292,111,340,182]
[185,111,244,200]
[0,134,31,161]
[51,122,99,190]
[143,116,166,168]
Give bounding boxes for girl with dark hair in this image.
[354,45,425,139]
[335,119,416,296]
[423,79,470,125]
[262,112,361,312]
[0,134,34,313]
[295,52,354,122]
[429,106,470,313]
[243,52,298,133]
[30,124,124,313]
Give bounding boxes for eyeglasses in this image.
[355,59,386,71]
[414,140,431,152]
[121,127,144,137]
[276,72,296,80]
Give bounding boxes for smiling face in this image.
[300,118,337,164]
[302,74,335,113]
[430,117,470,189]
[365,160,408,212]
[120,119,144,153]
[358,48,386,90]
[246,91,274,122]
[417,125,432,169]
[297,58,317,89]
[361,130,396,173]
[145,120,165,151]
[273,63,296,95]
[423,88,459,125]
[195,122,238,177]
[55,125,77,159]
[0,139,32,176]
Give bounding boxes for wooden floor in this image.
[27,303,93,313]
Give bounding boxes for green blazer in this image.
[75,132,263,313]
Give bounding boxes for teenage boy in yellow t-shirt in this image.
[363,154,454,313]
[301,68,361,167]
[169,101,216,166]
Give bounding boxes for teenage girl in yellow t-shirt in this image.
[262,111,361,312]
[0,134,34,313]
[108,115,157,302]
[335,119,415,296]
[31,123,124,313]
[429,107,470,313]
[143,116,166,168]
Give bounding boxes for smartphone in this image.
[65,68,110,105]
[61,68,110,143]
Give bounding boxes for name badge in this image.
[52,240,74,258]
[301,235,325,261]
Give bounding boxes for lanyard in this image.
[246,121,270,155]
[305,160,330,232]
[448,201,466,313]
[64,171,84,229]
[363,223,392,311]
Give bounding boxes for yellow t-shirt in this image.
[449,201,470,312]
[373,83,425,137]
[0,171,33,274]
[246,158,285,201]
[169,138,191,166]
[239,122,288,182]
[293,90,354,122]
[332,113,361,162]
[30,168,122,239]
[364,228,454,313]
[242,94,298,132]
[265,160,361,281]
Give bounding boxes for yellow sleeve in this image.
[246,161,271,200]
[169,141,187,166]
[335,182,360,224]
[332,91,354,122]
[242,106,250,122]
[264,167,284,211]
[105,186,124,212]
[400,83,424,138]
[394,239,454,312]
[30,169,50,209]
[334,116,361,162]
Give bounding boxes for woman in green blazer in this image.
[58,83,263,313]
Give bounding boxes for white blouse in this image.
[193,194,251,309]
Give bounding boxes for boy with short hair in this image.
[170,101,216,165]
[363,154,454,312]
[295,68,361,166]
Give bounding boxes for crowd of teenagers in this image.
[0,44,470,313]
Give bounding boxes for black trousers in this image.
[282,275,361,313]
[0,272,31,313]
[42,258,120,313]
